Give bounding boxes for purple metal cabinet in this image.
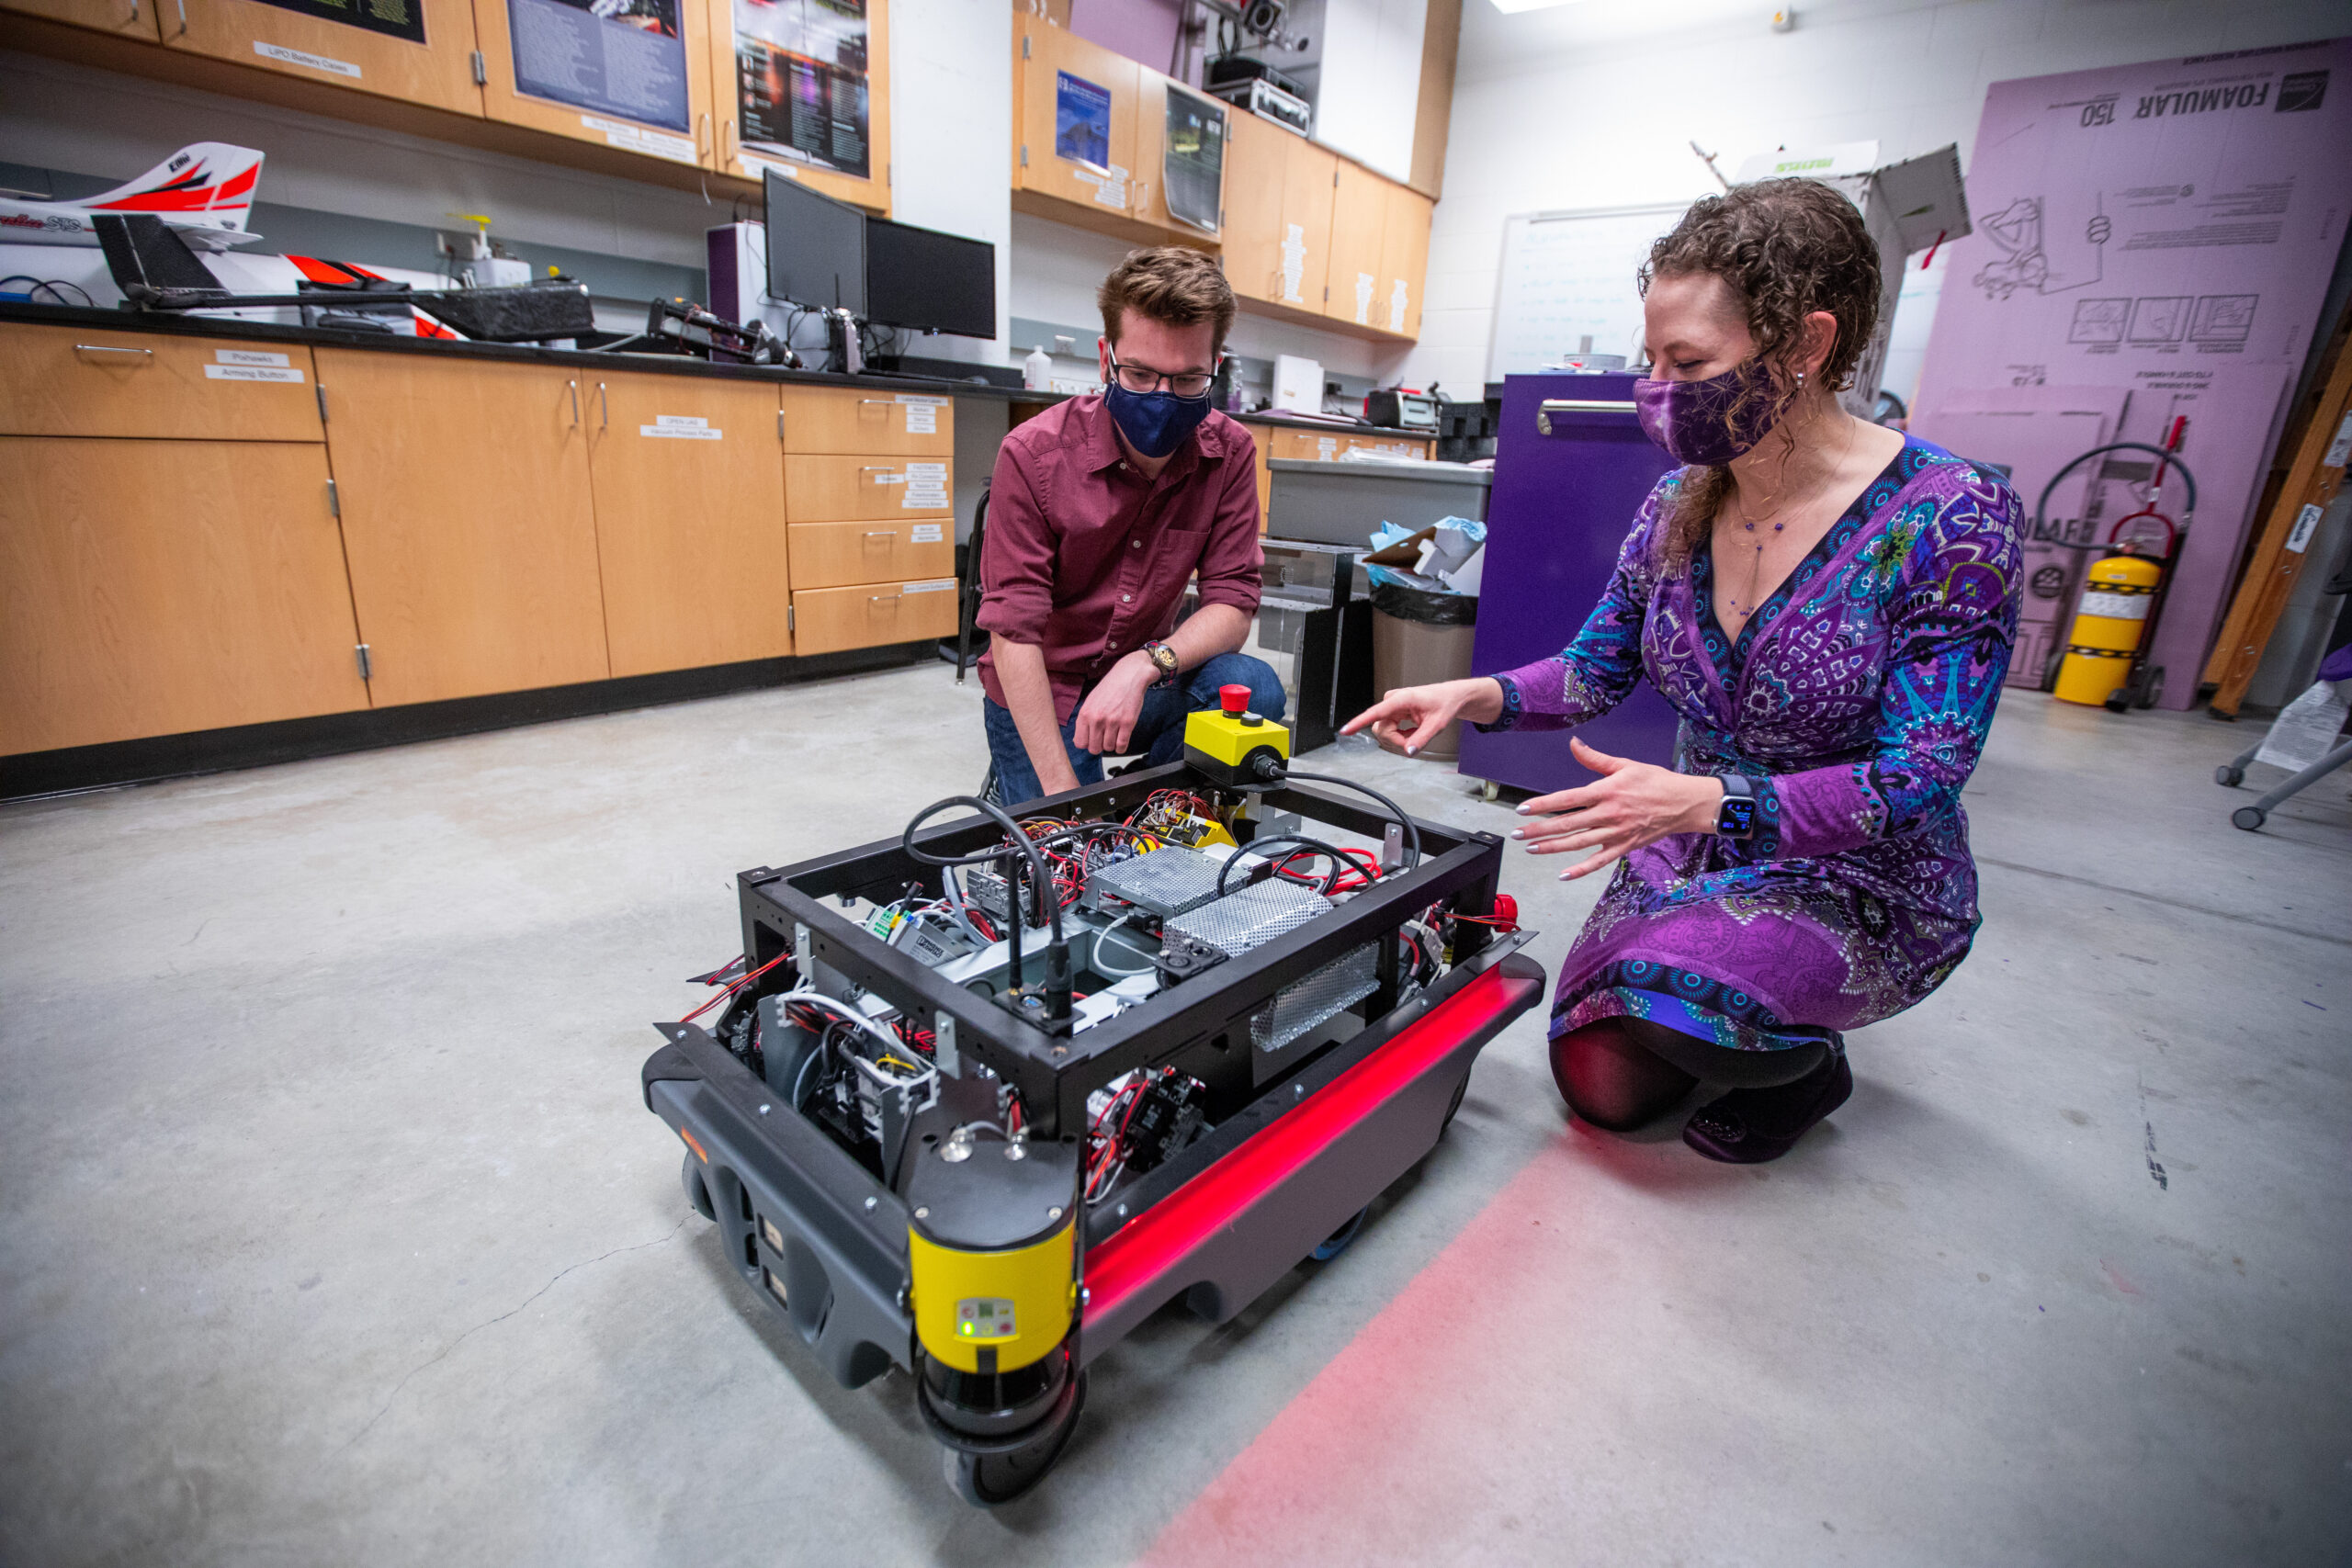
[1457,374,1680,795]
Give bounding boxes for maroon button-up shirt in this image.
[976,394,1263,722]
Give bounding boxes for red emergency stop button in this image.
[1219,683,1250,715]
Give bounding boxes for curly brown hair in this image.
[1639,178,1883,569]
[1098,246,1237,353]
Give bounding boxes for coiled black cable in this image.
[1278,770,1422,869]
[1213,833,1379,899]
[901,794,1070,1018]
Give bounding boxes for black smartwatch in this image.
[1714,774,1757,840]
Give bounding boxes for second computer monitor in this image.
[865,218,996,340]
[763,169,866,316]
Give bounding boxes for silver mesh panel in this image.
[1252,943,1380,1051]
[1164,880,1329,957]
[1086,846,1227,918]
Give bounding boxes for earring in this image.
[1796,370,1807,388]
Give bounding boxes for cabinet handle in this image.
[173,0,184,33]
[722,118,736,164]
[859,466,898,475]
[868,594,901,605]
[597,381,608,429]
[128,0,137,22]
[1536,398,1636,434]
[74,343,153,358]
[862,529,898,538]
[568,378,581,425]
[856,398,894,406]
[696,112,711,157]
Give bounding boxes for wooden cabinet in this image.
[0,436,368,753]
[790,578,956,656]
[786,517,950,589]
[1,0,159,40]
[1325,158,1388,330]
[783,453,950,522]
[471,0,712,169]
[1012,20,1139,225]
[0,324,322,442]
[1225,113,1333,316]
[316,350,608,706]
[162,0,486,117]
[710,0,893,212]
[778,385,952,456]
[1378,185,1433,340]
[1129,71,1225,243]
[585,371,792,676]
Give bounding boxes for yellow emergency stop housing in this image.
[2054,552,2163,707]
[1183,706,1290,788]
[909,1214,1077,1375]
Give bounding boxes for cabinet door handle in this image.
[568,378,581,425]
[1536,398,1636,434]
[74,343,153,358]
[696,112,711,157]
[859,466,898,475]
[862,529,898,538]
[597,381,608,429]
[856,398,894,406]
[722,118,736,164]
[867,594,901,605]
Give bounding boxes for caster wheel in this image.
[1311,1206,1369,1261]
[1480,779,1500,803]
[2136,667,2165,709]
[942,1371,1087,1506]
[2103,690,2131,714]
[682,1153,715,1222]
[2215,765,2245,788]
[2232,806,2267,832]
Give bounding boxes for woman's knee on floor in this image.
[1551,1020,1700,1132]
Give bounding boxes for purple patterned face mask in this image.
[1633,360,1786,467]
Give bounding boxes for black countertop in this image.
[0,301,1431,437]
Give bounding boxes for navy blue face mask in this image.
[1103,381,1213,459]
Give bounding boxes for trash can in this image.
[1369,582,1478,761]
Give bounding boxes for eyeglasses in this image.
[1108,353,1221,400]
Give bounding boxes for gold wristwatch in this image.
[1143,640,1180,684]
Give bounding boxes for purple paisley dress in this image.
[1481,435,2023,1054]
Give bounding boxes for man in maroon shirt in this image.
[977,248,1282,804]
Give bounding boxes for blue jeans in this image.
[983,652,1286,807]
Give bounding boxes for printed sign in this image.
[511,0,691,135]
[582,117,696,163]
[205,364,305,383]
[217,349,292,367]
[254,39,362,77]
[1055,71,1113,172]
[1162,89,1225,232]
[910,523,944,544]
[250,0,421,45]
[641,414,721,439]
[903,578,956,593]
[734,0,871,180]
[903,460,948,509]
[2284,502,2324,553]
[898,394,945,434]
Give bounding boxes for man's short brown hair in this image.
[1097,247,1236,353]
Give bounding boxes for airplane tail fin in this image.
[83,142,264,234]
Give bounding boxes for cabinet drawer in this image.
[0,323,323,442]
[792,578,959,656]
[786,454,953,522]
[780,387,955,456]
[787,519,954,590]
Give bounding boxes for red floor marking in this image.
[1134,1133,1603,1567]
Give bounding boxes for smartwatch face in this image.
[1719,796,1756,837]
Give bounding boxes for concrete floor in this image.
[1,662,2346,1567]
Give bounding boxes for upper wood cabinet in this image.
[708,0,893,213]
[2,0,159,40]
[1129,71,1226,244]
[1226,113,1333,317]
[1325,157,1387,331]
[0,323,322,442]
[160,0,486,117]
[1378,184,1433,341]
[1013,21,1139,222]
[585,370,793,675]
[317,350,609,706]
[0,435,368,754]
[469,0,712,168]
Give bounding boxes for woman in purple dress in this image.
[1345,180,2022,1163]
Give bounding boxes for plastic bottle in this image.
[1023,344,1054,391]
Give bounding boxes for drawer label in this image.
[217,349,291,367]
[205,364,305,383]
[870,470,906,483]
[582,116,697,164]
[641,415,720,439]
[903,461,948,509]
[254,40,361,78]
[910,523,944,543]
[903,579,956,593]
[897,394,945,434]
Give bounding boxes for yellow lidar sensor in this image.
[1185,682,1288,788]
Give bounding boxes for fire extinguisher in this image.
[2032,421,2199,713]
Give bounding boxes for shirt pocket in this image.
[1148,525,1213,583]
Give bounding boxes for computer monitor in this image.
[864,218,996,340]
[763,169,865,315]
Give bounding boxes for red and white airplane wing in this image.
[0,142,266,250]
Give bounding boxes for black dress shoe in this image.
[1682,1050,1853,1164]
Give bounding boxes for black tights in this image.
[1551,1019,1831,1132]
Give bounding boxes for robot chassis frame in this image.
[639,760,1545,1504]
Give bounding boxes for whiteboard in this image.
[1487,203,1687,382]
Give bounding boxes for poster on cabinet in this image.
[253,0,426,44]
[508,0,692,132]
[734,0,872,180]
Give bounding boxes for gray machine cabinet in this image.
[1265,457,1493,547]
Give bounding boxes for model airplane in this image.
[0,142,264,251]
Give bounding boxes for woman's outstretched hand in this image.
[1339,677,1507,754]
[1513,736,1724,881]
